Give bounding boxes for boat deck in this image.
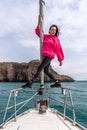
[1,108,85,130]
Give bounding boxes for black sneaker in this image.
[22,82,32,89]
[50,82,61,88]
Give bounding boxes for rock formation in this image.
[0,60,74,82]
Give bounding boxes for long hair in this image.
[49,24,59,36]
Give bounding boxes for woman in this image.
[22,16,64,89]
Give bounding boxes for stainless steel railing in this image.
[0,86,76,128]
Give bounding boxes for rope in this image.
[0,92,38,127]
[69,88,87,93]
[0,88,36,94]
[0,86,87,95]
[6,92,38,123]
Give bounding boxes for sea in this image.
[0,81,87,129]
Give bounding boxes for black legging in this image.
[32,56,56,82]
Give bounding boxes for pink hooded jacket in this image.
[35,26,64,62]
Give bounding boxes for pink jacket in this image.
[35,26,64,62]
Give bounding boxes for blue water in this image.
[0,81,87,128]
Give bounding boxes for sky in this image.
[0,0,87,81]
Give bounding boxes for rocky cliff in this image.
[0,60,74,82]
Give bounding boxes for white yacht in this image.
[0,86,86,130]
[0,1,86,130]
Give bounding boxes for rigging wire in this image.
[0,86,87,94]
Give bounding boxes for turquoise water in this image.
[0,81,87,128]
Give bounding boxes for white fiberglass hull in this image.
[1,108,86,130]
